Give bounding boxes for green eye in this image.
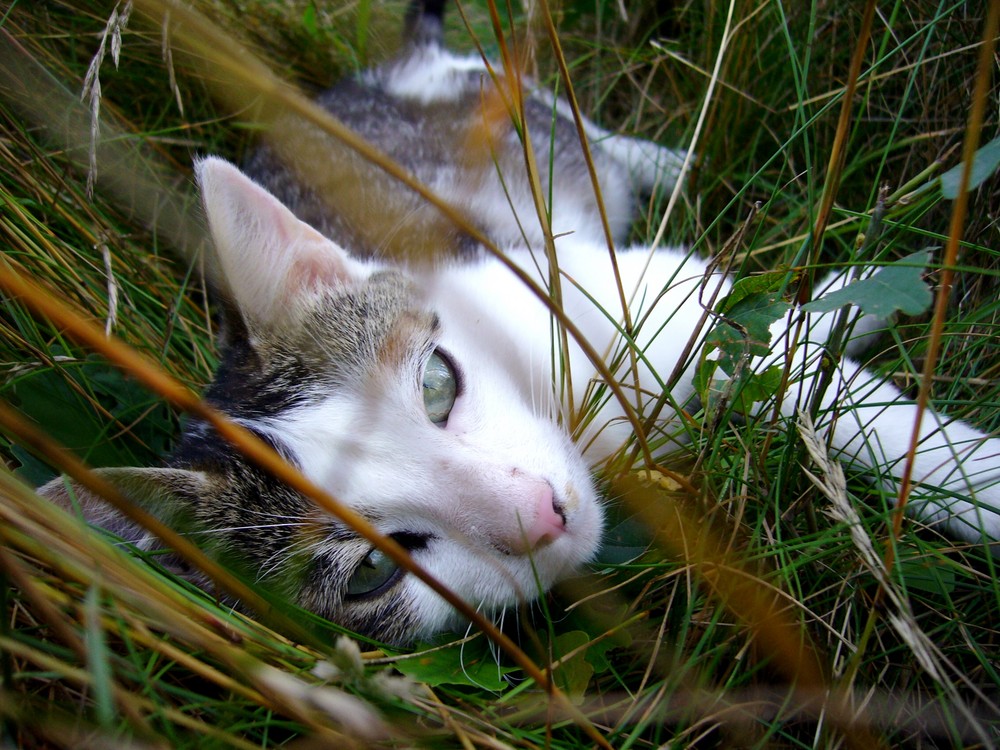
[346,548,400,598]
[422,350,457,425]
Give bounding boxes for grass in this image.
[2,0,1000,747]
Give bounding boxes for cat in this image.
[41,1,1000,646]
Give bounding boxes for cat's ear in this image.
[37,467,210,548]
[195,157,362,328]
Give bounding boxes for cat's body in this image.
[42,2,1000,645]
[244,5,681,257]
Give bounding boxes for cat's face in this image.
[176,158,603,643]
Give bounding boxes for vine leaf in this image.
[706,288,791,373]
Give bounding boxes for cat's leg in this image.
[773,335,1000,551]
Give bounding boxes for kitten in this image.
[41,2,1000,646]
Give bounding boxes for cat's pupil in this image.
[422,350,457,425]
[345,548,399,598]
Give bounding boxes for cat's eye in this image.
[346,548,400,598]
[346,533,428,599]
[422,350,458,425]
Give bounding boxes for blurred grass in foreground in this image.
[1,1,999,747]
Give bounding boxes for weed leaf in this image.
[395,638,515,690]
[719,271,791,314]
[898,556,957,597]
[6,357,173,472]
[801,249,932,317]
[551,630,594,696]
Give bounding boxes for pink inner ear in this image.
[287,232,352,291]
[197,157,358,318]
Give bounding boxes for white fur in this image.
[544,87,686,195]
[197,161,604,638]
[273,206,1000,560]
[370,45,487,105]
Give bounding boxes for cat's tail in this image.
[404,0,447,47]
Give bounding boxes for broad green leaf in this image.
[696,364,785,414]
[693,356,719,403]
[717,291,792,354]
[8,371,123,468]
[940,134,1000,199]
[595,512,652,565]
[11,444,57,486]
[580,603,633,673]
[801,249,932,317]
[395,637,515,690]
[4,356,174,471]
[731,365,785,414]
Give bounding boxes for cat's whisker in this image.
[454,600,507,691]
[255,558,293,584]
[457,615,479,687]
[253,543,316,584]
[485,607,505,675]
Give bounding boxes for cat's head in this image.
[40,158,603,645]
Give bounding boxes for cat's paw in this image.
[908,482,1000,555]
[890,427,1000,554]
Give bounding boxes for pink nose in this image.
[513,482,566,552]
